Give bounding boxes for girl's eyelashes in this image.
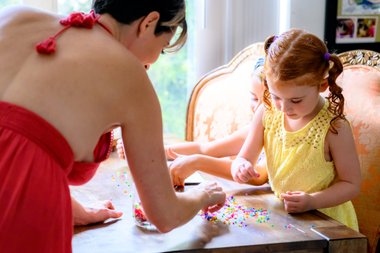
[250,95,259,102]
[270,94,302,104]
[270,94,280,100]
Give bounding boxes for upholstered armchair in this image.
[336,49,380,253]
[185,42,265,143]
[185,44,380,253]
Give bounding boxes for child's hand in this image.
[168,153,198,186]
[280,191,313,213]
[166,146,178,160]
[231,157,260,183]
[116,139,125,160]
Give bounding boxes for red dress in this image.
[0,11,113,253]
[0,102,112,253]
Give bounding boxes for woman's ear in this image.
[138,11,160,36]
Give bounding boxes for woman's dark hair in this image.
[93,0,187,52]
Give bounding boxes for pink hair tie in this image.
[324,53,331,61]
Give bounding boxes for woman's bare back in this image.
[0,5,154,161]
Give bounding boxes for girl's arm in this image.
[310,120,361,209]
[166,126,249,159]
[231,106,265,183]
[170,154,268,186]
[281,120,361,212]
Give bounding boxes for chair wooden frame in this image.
[338,49,380,68]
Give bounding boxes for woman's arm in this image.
[116,61,225,233]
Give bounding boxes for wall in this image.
[289,0,326,40]
[192,0,326,81]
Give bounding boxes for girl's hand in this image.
[231,157,259,183]
[280,191,314,213]
[116,139,126,160]
[169,153,198,186]
[165,146,178,160]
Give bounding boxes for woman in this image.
[0,1,226,252]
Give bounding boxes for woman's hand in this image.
[165,146,177,160]
[168,151,198,186]
[280,191,314,213]
[231,157,259,183]
[189,181,226,213]
[72,199,123,226]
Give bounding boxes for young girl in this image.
[231,28,361,231]
[117,57,268,186]
[166,58,268,187]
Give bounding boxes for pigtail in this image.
[262,35,277,110]
[264,35,277,55]
[263,80,272,109]
[325,54,346,134]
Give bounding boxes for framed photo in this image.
[324,0,380,53]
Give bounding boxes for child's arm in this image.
[281,120,361,213]
[117,124,249,160]
[169,154,268,186]
[231,106,265,183]
[166,126,249,159]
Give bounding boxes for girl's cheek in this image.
[274,101,282,111]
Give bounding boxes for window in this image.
[148,1,195,141]
[58,0,91,14]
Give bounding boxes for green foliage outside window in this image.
[149,1,194,140]
[148,48,189,140]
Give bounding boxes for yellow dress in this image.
[263,100,358,231]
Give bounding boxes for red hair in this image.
[263,29,346,133]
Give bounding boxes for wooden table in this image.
[71,154,367,253]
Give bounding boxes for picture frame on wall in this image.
[324,0,380,53]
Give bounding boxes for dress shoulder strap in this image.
[36,10,112,55]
